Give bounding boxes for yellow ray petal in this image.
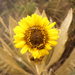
[13,26,25,34]
[18,21,29,30]
[14,33,25,38]
[23,15,34,27]
[48,29,59,36]
[48,28,58,32]
[15,41,25,48]
[31,13,38,26]
[45,43,52,50]
[39,50,49,57]
[41,17,49,27]
[48,41,57,46]
[46,22,56,30]
[32,50,39,59]
[35,15,42,26]
[20,45,28,54]
[14,34,24,43]
[48,35,59,41]
[14,38,23,43]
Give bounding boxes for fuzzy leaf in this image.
[2,43,12,56]
[45,17,54,65]
[9,16,18,39]
[69,69,75,75]
[56,48,75,75]
[0,47,29,75]
[42,10,47,18]
[9,16,36,73]
[0,57,23,75]
[35,61,45,75]
[49,69,56,75]
[46,8,73,69]
[35,7,41,15]
[9,16,30,63]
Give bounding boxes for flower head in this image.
[13,14,59,59]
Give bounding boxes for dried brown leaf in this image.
[9,16,18,39]
[46,8,73,69]
[45,49,53,66]
[56,48,75,75]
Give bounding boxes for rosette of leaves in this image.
[0,7,73,75]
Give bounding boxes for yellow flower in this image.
[13,14,59,59]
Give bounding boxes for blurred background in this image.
[0,0,75,73]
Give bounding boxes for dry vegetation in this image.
[0,0,75,75]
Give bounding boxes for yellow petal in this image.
[18,21,29,30]
[35,15,42,26]
[48,28,58,32]
[46,22,56,29]
[45,43,52,50]
[13,26,25,34]
[14,36,23,43]
[48,35,59,41]
[14,34,24,43]
[48,41,57,46]
[31,13,37,26]
[15,41,25,48]
[14,39,22,43]
[32,50,39,59]
[25,15,34,27]
[39,50,49,57]
[48,29,59,36]
[14,33,25,38]
[41,17,49,27]
[20,45,28,54]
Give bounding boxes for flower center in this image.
[30,29,44,47]
[25,27,46,49]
